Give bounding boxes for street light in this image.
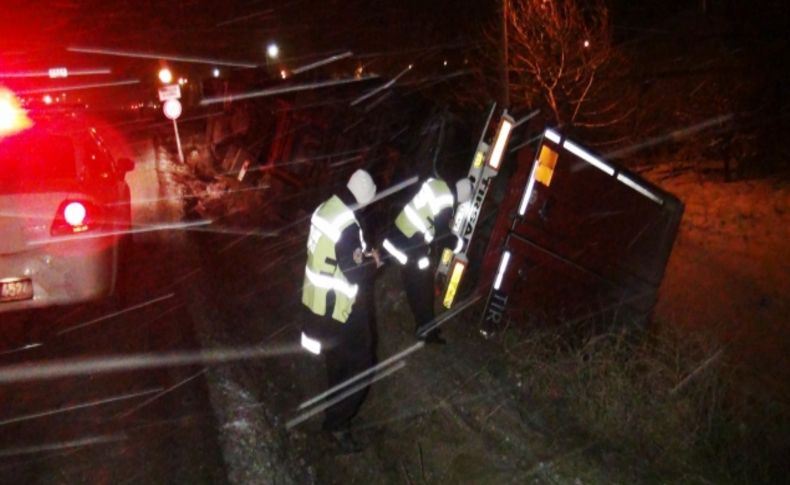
[266,42,279,59]
[212,68,220,78]
[158,67,173,84]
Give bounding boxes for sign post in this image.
[159,85,184,163]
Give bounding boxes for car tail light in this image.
[51,200,101,236]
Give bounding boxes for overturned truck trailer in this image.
[478,128,684,336]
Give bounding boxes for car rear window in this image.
[0,130,77,192]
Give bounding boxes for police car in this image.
[0,89,134,313]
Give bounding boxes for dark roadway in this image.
[0,133,228,484]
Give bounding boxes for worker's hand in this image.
[371,249,384,268]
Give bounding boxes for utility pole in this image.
[501,0,510,108]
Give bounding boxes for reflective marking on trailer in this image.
[443,260,466,308]
[544,128,561,144]
[535,145,559,187]
[616,173,664,205]
[562,140,615,176]
[518,163,539,216]
[487,118,514,171]
[493,251,511,290]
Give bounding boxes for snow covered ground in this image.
[645,167,789,391]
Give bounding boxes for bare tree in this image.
[506,0,631,131]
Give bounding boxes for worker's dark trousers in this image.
[304,299,374,432]
[401,261,435,332]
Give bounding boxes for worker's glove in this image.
[364,249,384,268]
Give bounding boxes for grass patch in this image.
[499,321,788,483]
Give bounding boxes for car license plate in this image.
[0,278,33,302]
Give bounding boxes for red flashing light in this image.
[0,88,33,136]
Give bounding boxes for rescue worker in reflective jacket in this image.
[382,176,473,344]
[301,168,380,453]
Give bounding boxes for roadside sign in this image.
[158,84,181,102]
[163,99,182,120]
[162,98,185,163]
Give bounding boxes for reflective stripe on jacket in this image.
[384,178,454,265]
[302,195,362,323]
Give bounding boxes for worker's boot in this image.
[418,329,446,345]
[330,429,363,454]
[323,424,364,454]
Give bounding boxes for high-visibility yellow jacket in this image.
[382,178,458,269]
[302,194,366,323]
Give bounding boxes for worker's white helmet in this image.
[455,178,473,205]
[347,169,377,206]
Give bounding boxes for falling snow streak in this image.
[0,343,43,357]
[402,69,474,91]
[215,8,275,27]
[509,133,544,154]
[291,51,353,74]
[0,449,80,473]
[115,369,208,419]
[349,175,420,210]
[362,91,393,113]
[604,114,734,159]
[328,155,363,168]
[0,68,111,79]
[286,361,407,429]
[350,65,412,106]
[15,80,140,95]
[57,293,176,335]
[28,220,213,246]
[298,342,425,411]
[108,185,270,207]
[213,175,420,253]
[514,109,541,128]
[116,113,216,133]
[354,40,473,60]
[68,46,257,68]
[0,388,163,427]
[0,345,302,384]
[0,434,127,458]
[200,75,380,105]
[355,386,515,432]
[187,226,280,239]
[415,294,483,337]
